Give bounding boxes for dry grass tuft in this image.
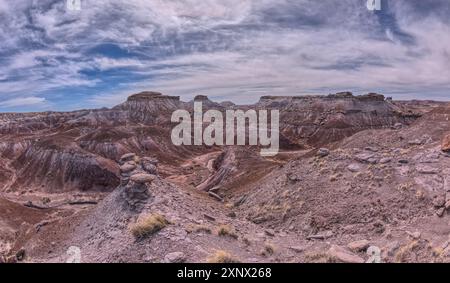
[186,224,212,234]
[207,250,240,263]
[130,214,170,238]
[217,224,238,239]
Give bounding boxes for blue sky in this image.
[0,0,449,112]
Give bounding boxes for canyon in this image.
[1,91,450,263]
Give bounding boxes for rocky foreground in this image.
[1,91,450,263]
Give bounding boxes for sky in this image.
[0,0,449,112]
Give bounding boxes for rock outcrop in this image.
[119,153,158,210]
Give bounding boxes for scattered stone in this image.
[398,159,409,164]
[307,230,333,240]
[347,163,361,173]
[380,157,392,164]
[355,153,378,164]
[436,207,446,217]
[203,214,216,222]
[442,134,450,152]
[164,252,186,263]
[406,231,421,240]
[208,192,224,202]
[265,229,275,237]
[408,139,424,146]
[130,173,156,184]
[209,186,221,193]
[433,196,446,208]
[251,216,268,224]
[445,200,450,210]
[227,211,237,218]
[287,173,302,182]
[289,246,305,253]
[328,245,364,263]
[416,165,439,175]
[392,123,403,130]
[317,148,330,157]
[347,240,370,252]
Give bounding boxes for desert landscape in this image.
[1,90,450,263]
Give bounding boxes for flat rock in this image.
[380,157,392,164]
[289,246,305,253]
[355,153,378,164]
[307,230,333,240]
[347,240,370,252]
[130,173,156,184]
[120,163,137,173]
[347,163,361,173]
[120,153,136,163]
[416,165,439,175]
[328,245,364,263]
[164,252,186,263]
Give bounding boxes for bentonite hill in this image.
[1,91,450,263]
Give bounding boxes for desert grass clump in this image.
[304,252,335,263]
[186,224,212,234]
[207,250,240,263]
[217,224,238,239]
[130,214,169,238]
[394,240,419,263]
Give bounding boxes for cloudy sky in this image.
[0,0,449,112]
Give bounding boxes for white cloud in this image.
[1,0,450,110]
[0,96,47,108]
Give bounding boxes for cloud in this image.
[1,0,450,111]
[0,96,47,108]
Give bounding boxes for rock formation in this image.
[119,153,158,210]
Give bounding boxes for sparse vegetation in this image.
[130,213,170,238]
[395,241,419,263]
[207,250,240,263]
[217,224,238,239]
[304,252,334,263]
[186,224,212,234]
